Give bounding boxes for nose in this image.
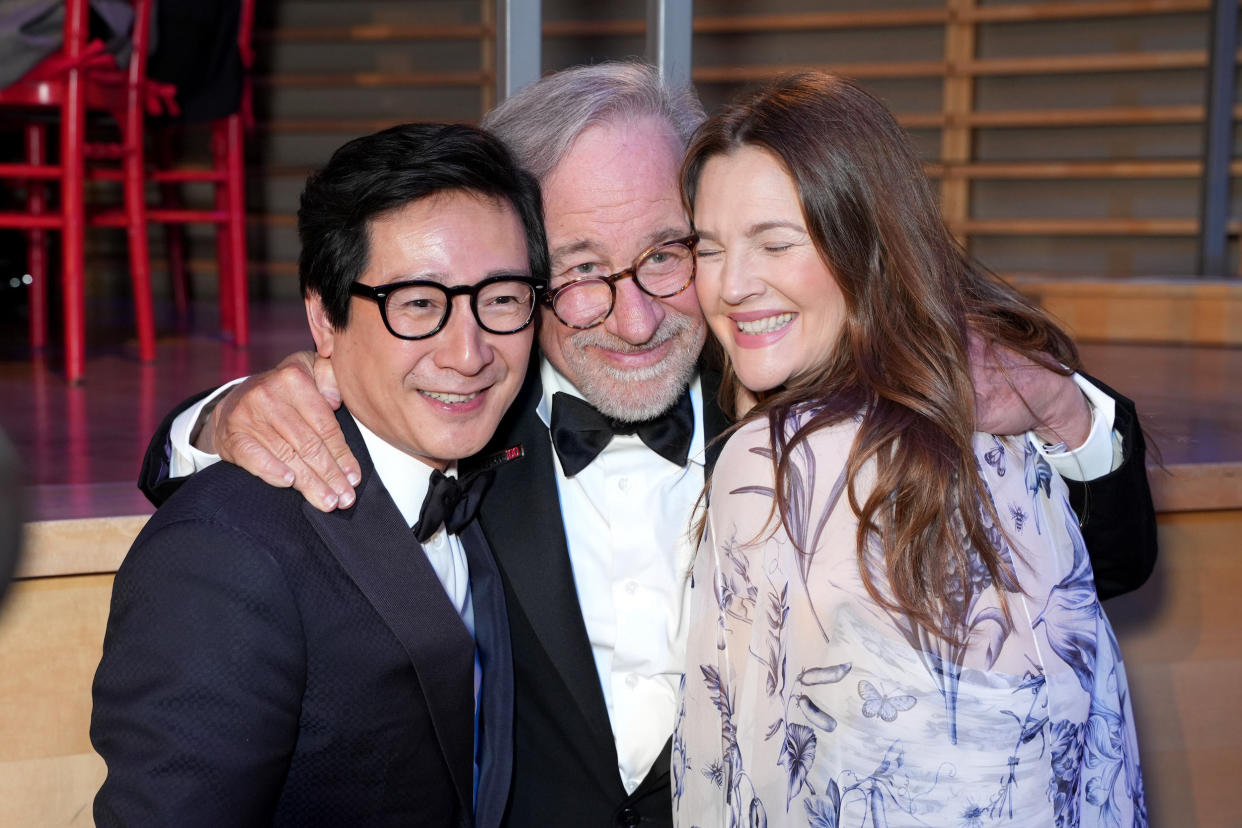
[603,276,666,346]
[717,252,764,306]
[433,297,493,375]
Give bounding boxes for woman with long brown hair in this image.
[672,73,1144,827]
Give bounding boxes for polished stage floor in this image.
[1,297,1240,522]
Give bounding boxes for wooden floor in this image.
[0,299,312,521]
[0,297,1239,521]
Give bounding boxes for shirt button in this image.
[625,673,639,689]
[618,476,629,491]
[625,580,638,595]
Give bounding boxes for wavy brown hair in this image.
[682,73,1081,642]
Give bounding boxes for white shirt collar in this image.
[347,413,475,660]
[536,356,706,467]
[350,413,456,531]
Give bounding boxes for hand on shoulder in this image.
[200,350,361,512]
[968,333,1091,448]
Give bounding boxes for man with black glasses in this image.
[139,63,1156,827]
[92,123,546,827]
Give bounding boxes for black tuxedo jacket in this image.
[138,370,1156,828]
[101,408,513,827]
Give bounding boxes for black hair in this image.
[298,122,548,329]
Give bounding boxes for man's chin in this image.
[557,321,706,421]
[578,369,692,422]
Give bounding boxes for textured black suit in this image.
[100,408,513,827]
[138,369,1156,827]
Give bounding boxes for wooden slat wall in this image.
[224,0,1236,293]
[673,0,1236,278]
[145,0,1234,341]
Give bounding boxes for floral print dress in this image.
[674,416,1145,827]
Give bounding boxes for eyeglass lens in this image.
[384,279,535,338]
[551,240,695,329]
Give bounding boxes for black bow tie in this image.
[550,390,694,478]
[413,469,492,543]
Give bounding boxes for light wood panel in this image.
[1150,463,1242,513]
[1107,508,1242,826]
[930,160,1242,178]
[16,517,147,579]
[1014,277,1242,344]
[963,0,1211,22]
[0,574,114,827]
[961,218,1215,235]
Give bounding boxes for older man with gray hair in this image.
[140,61,1156,827]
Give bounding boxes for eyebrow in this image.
[379,267,530,285]
[550,225,691,263]
[696,220,807,243]
[549,239,600,261]
[746,220,807,237]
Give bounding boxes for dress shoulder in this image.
[712,414,860,507]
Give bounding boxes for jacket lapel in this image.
[303,410,475,819]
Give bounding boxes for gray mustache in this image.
[569,313,694,354]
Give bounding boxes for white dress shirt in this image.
[538,359,704,794]
[169,377,245,479]
[1033,372,1124,479]
[351,417,475,637]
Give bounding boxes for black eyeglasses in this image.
[543,234,699,330]
[349,275,543,340]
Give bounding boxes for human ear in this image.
[305,296,336,358]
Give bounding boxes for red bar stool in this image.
[147,0,255,347]
[0,0,160,382]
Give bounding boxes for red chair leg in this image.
[121,132,155,362]
[154,128,189,323]
[211,121,234,339]
[62,64,87,383]
[118,24,156,364]
[125,158,156,362]
[24,123,49,352]
[223,112,248,346]
[212,115,248,345]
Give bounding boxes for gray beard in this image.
[563,313,705,422]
